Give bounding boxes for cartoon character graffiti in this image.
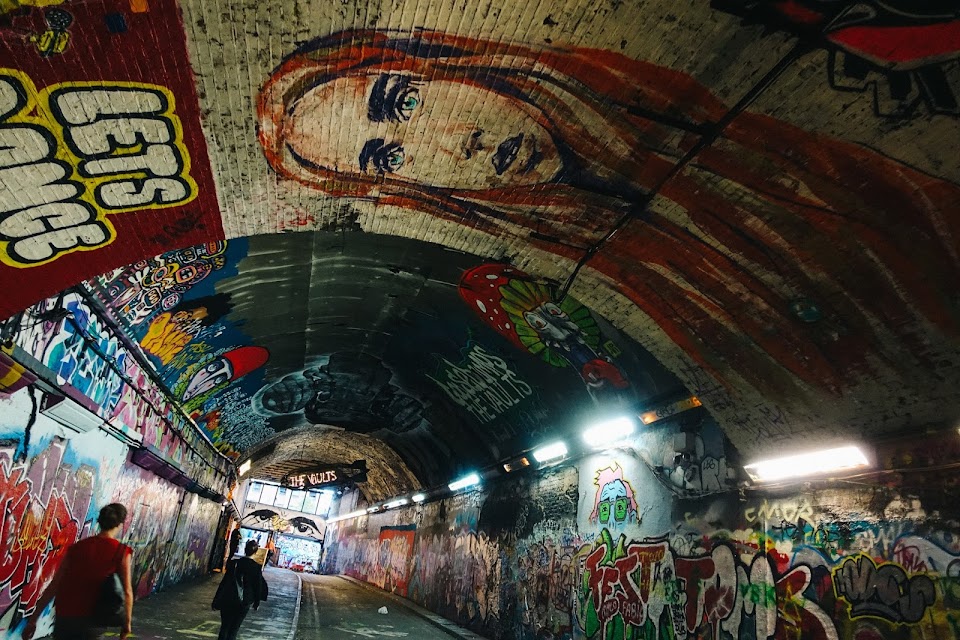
[258,29,960,403]
[140,294,233,365]
[459,264,629,404]
[712,0,960,118]
[97,242,228,326]
[173,345,269,412]
[589,464,638,529]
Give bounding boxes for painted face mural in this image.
[458,263,629,404]
[589,464,638,528]
[284,75,563,189]
[259,29,960,407]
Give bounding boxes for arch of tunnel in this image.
[0,0,959,638]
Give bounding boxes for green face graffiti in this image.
[598,497,629,524]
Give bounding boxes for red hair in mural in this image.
[258,29,960,403]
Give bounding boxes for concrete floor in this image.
[113,568,458,639]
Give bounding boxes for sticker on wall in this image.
[0,0,223,321]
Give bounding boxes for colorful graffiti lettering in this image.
[579,528,840,640]
[0,438,91,621]
[0,69,198,268]
[833,555,936,623]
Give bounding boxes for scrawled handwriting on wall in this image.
[0,70,197,267]
[428,343,532,423]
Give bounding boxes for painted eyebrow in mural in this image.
[368,74,419,123]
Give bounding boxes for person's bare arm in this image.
[120,550,134,639]
[21,553,68,639]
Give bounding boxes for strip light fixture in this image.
[532,442,568,463]
[412,493,426,503]
[743,445,869,483]
[583,416,635,448]
[448,473,481,492]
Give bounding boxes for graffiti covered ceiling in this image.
[1,0,958,483]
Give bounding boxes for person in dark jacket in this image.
[213,539,267,640]
[228,528,241,560]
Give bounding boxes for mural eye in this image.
[395,88,420,121]
[614,497,628,521]
[373,143,405,173]
[598,501,610,523]
[545,302,566,318]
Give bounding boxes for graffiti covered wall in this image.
[324,418,960,640]
[0,384,222,638]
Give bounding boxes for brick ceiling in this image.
[2,0,958,489]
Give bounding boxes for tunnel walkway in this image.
[121,568,465,640]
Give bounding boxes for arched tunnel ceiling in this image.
[1,0,959,488]
[85,231,691,488]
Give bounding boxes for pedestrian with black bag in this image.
[212,539,268,640]
[22,503,134,640]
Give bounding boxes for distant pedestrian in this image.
[265,537,276,566]
[23,503,134,640]
[228,528,241,560]
[212,540,268,640]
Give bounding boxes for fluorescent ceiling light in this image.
[448,473,480,492]
[532,442,568,463]
[366,507,378,513]
[583,416,635,448]
[238,460,252,476]
[743,445,869,483]
[412,493,426,503]
[385,498,408,509]
[328,509,367,523]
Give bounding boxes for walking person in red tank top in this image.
[22,503,135,640]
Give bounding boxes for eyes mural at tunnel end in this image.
[0,0,223,321]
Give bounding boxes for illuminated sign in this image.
[282,460,366,490]
[286,469,339,490]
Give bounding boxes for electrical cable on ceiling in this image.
[557,41,813,301]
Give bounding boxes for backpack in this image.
[92,544,127,626]
[211,560,244,611]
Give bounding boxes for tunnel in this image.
[0,0,959,638]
